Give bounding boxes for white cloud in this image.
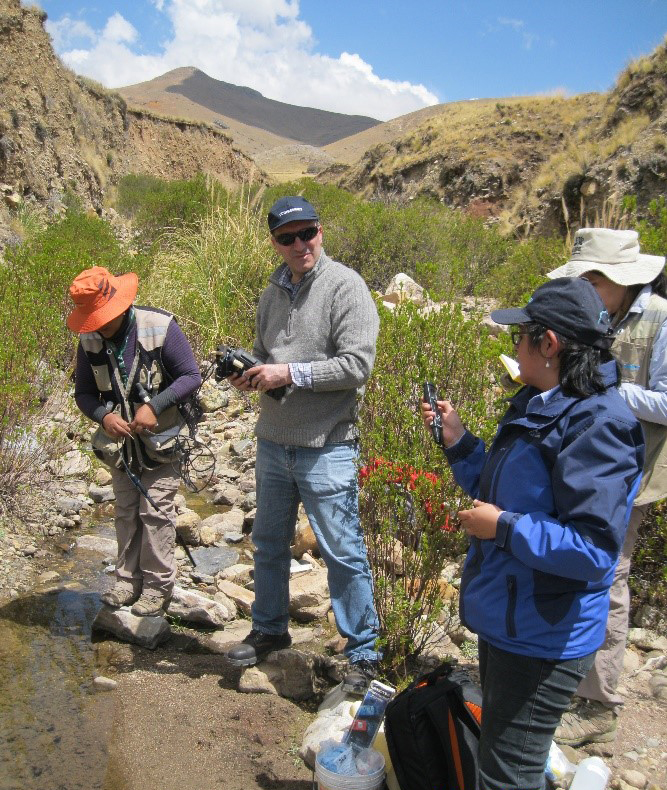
[44,15,95,50]
[497,17,540,51]
[46,0,437,120]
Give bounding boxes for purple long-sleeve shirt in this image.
[74,314,202,424]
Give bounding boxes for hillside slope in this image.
[0,0,260,234]
[322,38,667,236]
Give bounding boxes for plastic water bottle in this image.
[569,756,610,790]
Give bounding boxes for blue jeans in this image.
[251,438,380,662]
[477,639,596,790]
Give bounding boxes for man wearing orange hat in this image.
[67,266,202,616]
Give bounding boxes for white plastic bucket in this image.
[315,751,385,790]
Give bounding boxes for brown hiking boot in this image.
[130,591,170,617]
[554,700,617,747]
[101,585,140,608]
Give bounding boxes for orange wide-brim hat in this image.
[66,266,138,333]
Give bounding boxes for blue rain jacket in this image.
[445,361,644,659]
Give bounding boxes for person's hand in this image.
[102,412,132,438]
[458,500,502,539]
[238,364,292,393]
[420,397,465,448]
[129,403,158,434]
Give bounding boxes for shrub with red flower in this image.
[359,456,457,532]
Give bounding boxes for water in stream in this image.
[0,527,115,790]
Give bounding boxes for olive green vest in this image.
[613,291,667,505]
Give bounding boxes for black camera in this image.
[214,345,286,400]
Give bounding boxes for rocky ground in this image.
[1,375,666,790]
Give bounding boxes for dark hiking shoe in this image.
[130,591,170,617]
[343,659,379,695]
[554,700,617,746]
[226,629,292,667]
[101,585,140,608]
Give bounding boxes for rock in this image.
[627,628,667,652]
[51,450,91,477]
[623,648,641,673]
[202,620,254,652]
[634,604,667,633]
[292,516,318,558]
[288,567,330,621]
[76,535,117,555]
[189,545,238,576]
[238,649,319,700]
[94,467,113,486]
[92,606,171,649]
[216,579,254,615]
[231,438,253,457]
[384,273,428,306]
[217,563,253,585]
[36,571,60,584]
[167,584,235,626]
[174,509,202,545]
[92,676,118,691]
[648,669,667,701]
[199,387,229,413]
[620,769,648,789]
[56,495,89,514]
[243,491,256,510]
[237,472,256,493]
[212,484,242,506]
[198,525,217,546]
[88,484,115,503]
[224,531,244,544]
[22,545,37,556]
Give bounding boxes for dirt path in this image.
[101,645,316,790]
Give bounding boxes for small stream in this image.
[0,519,116,790]
[0,492,224,790]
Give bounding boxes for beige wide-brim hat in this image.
[547,228,665,286]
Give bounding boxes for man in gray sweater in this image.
[226,196,381,692]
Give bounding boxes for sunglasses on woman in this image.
[273,225,320,246]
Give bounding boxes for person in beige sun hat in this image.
[548,228,667,748]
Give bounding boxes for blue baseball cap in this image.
[491,277,614,350]
[267,196,319,232]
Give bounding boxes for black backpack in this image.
[384,662,482,790]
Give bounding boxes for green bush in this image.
[117,173,228,250]
[261,181,511,297]
[637,196,667,257]
[0,211,141,504]
[476,235,566,305]
[140,190,273,355]
[358,301,505,674]
[631,500,667,611]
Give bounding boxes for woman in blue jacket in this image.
[422,278,644,790]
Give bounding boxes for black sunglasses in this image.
[273,225,319,246]
[510,328,528,346]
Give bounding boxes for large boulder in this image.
[92,606,171,649]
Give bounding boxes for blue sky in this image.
[31,0,667,121]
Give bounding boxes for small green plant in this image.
[359,301,505,677]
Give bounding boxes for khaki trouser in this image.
[577,503,649,709]
[110,464,180,597]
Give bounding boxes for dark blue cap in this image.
[491,277,614,349]
[267,196,319,232]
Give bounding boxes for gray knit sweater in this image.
[253,251,379,447]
